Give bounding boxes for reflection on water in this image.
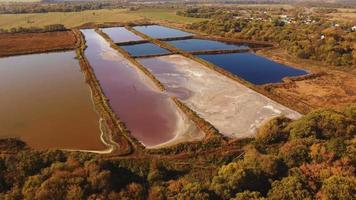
[0,51,105,150]
[101,27,143,43]
[134,25,193,39]
[81,29,182,147]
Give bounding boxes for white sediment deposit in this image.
[138,55,302,138]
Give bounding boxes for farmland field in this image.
[0,8,204,30]
[0,31,77,57]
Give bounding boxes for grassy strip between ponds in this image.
[74,30,144,156]
[127,25,312,115]
[158,35,195,41]
[190,49,251,55]
[116,40,149,46]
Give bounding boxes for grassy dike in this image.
[74,29,143,156]
[96,28,227,151]
[127,26,311,114]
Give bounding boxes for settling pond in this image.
[101,27,143,43]
[133,25,193,39]
[198,52,308,85]
[0,51,106,151]
[81,29,201,147]
[120,43,170,57]
[168,39,249,52]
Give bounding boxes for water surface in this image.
[120,43,170,57]
[198,52,308,85]
[0,52,105,150]
[134,25,193,39]
[102,27,143,43]
[168,39,249,52]
[81,29,189,147]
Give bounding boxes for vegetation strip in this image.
[74,30,141,155]
[190,49,251,55]
[116,40,149,46]
[158,35,194,41]
[172,98,224,141]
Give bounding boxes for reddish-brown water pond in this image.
[81,29,196,147]
[0,51,106,151]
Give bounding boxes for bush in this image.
[268,175,313,200]
[320,176,356,200]
[343,104,356,120]
[210,162,269,199]
[256,116,291,144]
[232,191,264,200]
[288,109,354,140]
[279,140,310,168]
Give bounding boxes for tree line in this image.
[0,2,124,14]
[0,24,67,34]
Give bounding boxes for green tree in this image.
[268,175,313,200]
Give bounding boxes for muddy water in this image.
[101,27,143,43]
[81,29,200,147]
[139,55,302,138]
[0,51,106,150]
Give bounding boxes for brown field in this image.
[267,72,356,111]
[0,31,77,57]
[323,8,356,23]
[258,48,356,112]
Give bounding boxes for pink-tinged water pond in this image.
[81,29,201,147]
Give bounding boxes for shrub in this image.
[232,191,264,200]
[342,103,356,120]
[279,140,310,168]
[268,175,313,200]
[320,176,356,200]
[210,162,269,199]
[256,116,291,144]
[288,109,354,140]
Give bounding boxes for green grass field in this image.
[0,8,205,30]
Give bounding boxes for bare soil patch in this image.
[0,31,77,57]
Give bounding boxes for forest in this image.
[182,8,356,67]
[0,103,355,200]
